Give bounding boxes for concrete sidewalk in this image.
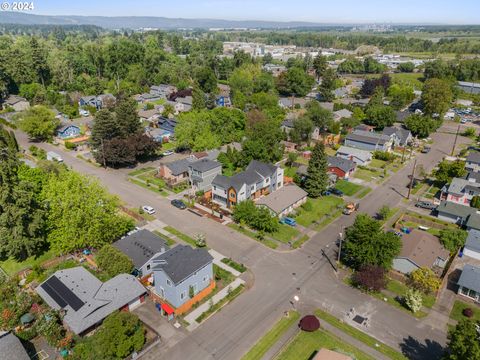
[185,277,245,331]
[209,249,242,277]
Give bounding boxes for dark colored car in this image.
[171,199,187,209]
[415,201,436,210]
[329,188,344,197]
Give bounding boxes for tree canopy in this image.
[444,320,480,360]
[304,142,328,197]
[16,105,59,141]
[96,245,134,278]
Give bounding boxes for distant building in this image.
[458,81,480,95]
[56,124,81,139]
[158,158,193,185]
[463,229,480,261]
[344,130,394,152]
[333,109,352,122]
[441,177,480,207]
[263,63,287,77]
[36,267,146,335]
[382,126,412,147]
[466,151,480,173]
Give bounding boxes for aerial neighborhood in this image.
[1,4,480,360]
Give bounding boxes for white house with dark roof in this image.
[344,130,394,152]
[382,126,412,147]
[113,229,170,277]
[336,145,372,166]
[333,109,352,122]
[466,151,480,173]
[36,267,146,335]
[211,160,284,209]
[152,245,213,309]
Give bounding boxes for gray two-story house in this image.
[152,245,213,309]
[188,159,222,192]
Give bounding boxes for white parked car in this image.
[79,109,90,117]
[142,205,155,215]
[162,150,174,156]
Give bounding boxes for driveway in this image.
[12,125,472,360]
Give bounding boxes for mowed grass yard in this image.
[450,300,480,322]
[0,249,57,275]
[276,329,374,360]
[271,224,301,243]
[335,179,364,197]
[294,196,344,227]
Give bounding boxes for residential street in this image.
[14,127,470,360]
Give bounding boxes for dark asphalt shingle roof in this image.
[458,264,480,293]
[113,230,169,269]
[152,245,213,285]
[0,332,29,360]
[382,126,411,145]
[212,160,277,192]
[189,159,221,173]
[466,213,480,231]
[346,130,392,146]
[327,156,355,173]
[437,200,476,219]
[466,171,480,183]
[465,229,480,254]
[467,151,480,165]
[246,160,277,178]
[165,158,192,176]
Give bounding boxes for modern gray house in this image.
[36,267,146,335]
[344,130,394,152]
[188,158,222,192]
[152,245,213,309]
[113,229,170,277]
[458,264,480,302]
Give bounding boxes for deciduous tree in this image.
[16,105,59,141]
[444,319,480,360]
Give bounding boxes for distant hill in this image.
[0,12,331,30]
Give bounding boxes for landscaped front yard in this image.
[353,167,383,183]
[294,196,344,227]
[271,224,301,244]
[335,179,364,197]
[450,300,480,322]
[0,249,57,276]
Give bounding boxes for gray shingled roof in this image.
[467,213,480,231]
[165,158,193,176]
[0,332,29,360]
[212,160,277,192]
[113,229,169,269]
[458,264,480,293]
[465,229,480,254]
[382,126,411,145]
[246,160,277,178]
[256,184,307,214]
[36,267,146,335]
[152,245,213,285]
[336,146,372,162]
[467,151,480,165]
[189,159,221,173]
[346,130,392,146]
[437,200,476,219]
[466,171,480,183]
[447,177,480,196]
[327,156,356,173]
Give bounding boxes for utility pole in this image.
[337,227,344,263]
[451,124,461,156]
[407,158,417,200]
[101,138,107,169]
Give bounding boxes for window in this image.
[146,264,151,271]
[193,283,198,293]
[230,192,235,199]
[214,186,216,190]
[180,291,186,300]
[266,178,269,183]
[203,275,208,283]
[250,185,254,191]
[166,279,171,286]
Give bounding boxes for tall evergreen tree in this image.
[91,109,119,147]
[318,68,336,102]
[304,142,328,197]
[313,54,328,80]
[114,98,141,136]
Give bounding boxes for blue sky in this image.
[33,0,479,24]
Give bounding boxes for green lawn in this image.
[128,178,169,196]
[315,309,407,360]
[450,300,480,322]
[370,159,387,169]
[163,226,198,248]
[138,172,166,187]
[282,166,297,178]
[241,311,300,360]
[153,230,176,246]
[271,224,301,244]
[294,196,344,227]
[128,167,155,176]
[0,249,57,275]
[354,168,382,183]
[292,234,309,249]
[357,187,372,199]
[367,72,423,89]
[276,328,374,360]
[386,279,436,309]
[335,180,364,197]
[161,141,177,151]
[228,223,278,249]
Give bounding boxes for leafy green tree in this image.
[232,200,256,225]
[388,83,414,110]
[74,311,145,360]
[404,114,439,138]
[192,85,206,110]
[19,82,46,104]
[318,68,336,102]
[278,66,314,97]
[290,116,314,144]
[305,100,333,130]
[16,105,59,141]
[365,105,396,129]
[313,54,328,80]
[398,62,415,73]
[409,267,441,294]
[304,142,328,197]
[439,229,467,253]
[97,245,134,278]
[343,214,401,269]
[91,109,119,147]
[434,160,467,184]
[404,288,423,313]
[232,200,278,233]
[444,320,480,360]
[424,59,452,80]
[41,169,134,253]
[421,78,453,117]
[175,111,221,151]
[377,205,390,220]
[471,196,480,209]
[195,66,217,93]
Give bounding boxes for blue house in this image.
[158,117,178,135]
[57,124,81,139]
[152,245,213,309]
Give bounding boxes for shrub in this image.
[462,127,476,138]
[377,205,390,220]
[404,288,423,313]
[64,141,77,150]
[463,308,474,318]
[409,267,441,294]
[352,265,387,292]
[16,327,38,341]
[373,151,395,161]
[302,200,313,212]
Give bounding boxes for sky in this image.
[32,0,480,24]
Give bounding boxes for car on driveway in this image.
[171,199,187,210]
[330,188,344,197]
[280,217,297,226]
[142,205,155,215]
[415,201,436,210]
[162,150,174,156]
[421,146,431,153]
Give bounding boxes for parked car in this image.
[162,150,174,156]
[329,188,344,197]
[79,109,90,117]
[343,202,359,215]
[280,217,297,227]
[171,199,186,210]
[142,205,155,215]
[387,229,403,237]
[421,146,431,153]
[415,201,436,210]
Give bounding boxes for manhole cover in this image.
[353,315,366,324]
